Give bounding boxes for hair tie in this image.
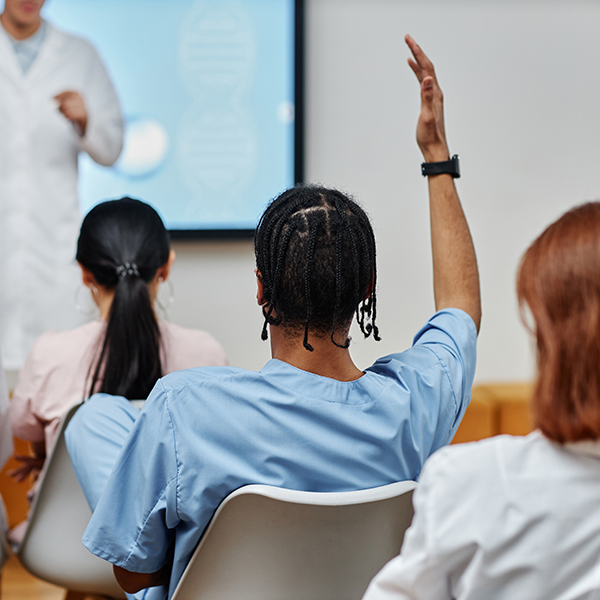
[115,262,140,279]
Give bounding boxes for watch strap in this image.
[421,154,460,178]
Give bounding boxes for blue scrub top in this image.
[80,308,477,600]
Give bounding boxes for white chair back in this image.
[171,480,417,600]
[17,402,125,599]
[0,495,11,571]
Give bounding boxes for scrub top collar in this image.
[259,357,386,406]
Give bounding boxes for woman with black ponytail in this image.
[10,198,227,486]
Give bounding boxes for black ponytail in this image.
[76,198,170,399]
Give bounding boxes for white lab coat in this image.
[0,22,123,370]
[362,432,600,600]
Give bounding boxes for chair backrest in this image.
[17,402,125,599]
[0,495,10,572]
[171,480,417,600]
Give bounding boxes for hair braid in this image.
[329,216,350,348]
[355,224,381,340]
[256,193,307,331]
[262,218,298,336]
[330,197,356,348]
[302,213,320,351]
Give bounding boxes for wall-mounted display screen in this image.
[44,0,303,238]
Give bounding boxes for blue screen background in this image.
[43,0,296,231]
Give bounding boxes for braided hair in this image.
[254,185,381,351]
[76,198,170,399]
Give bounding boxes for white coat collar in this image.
[564,439,600,459]
[0,21,24,84]
[535,429,600,459]
[0,21,66,85]
[25,22,65,82]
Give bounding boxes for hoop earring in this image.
[74,284,99,318]
[156,278,175,317]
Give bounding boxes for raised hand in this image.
[405,35,449,163]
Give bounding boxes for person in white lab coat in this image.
[362,44,600,595]
[0,0,124,370]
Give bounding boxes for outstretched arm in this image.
[406,35,481,332]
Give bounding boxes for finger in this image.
[62,99,83,113]
[13,454,32,462]
[405,34,435,76]
[54,92,78,108]
[60,103,79,117]
[405,34,426,66]
[419,77,436,127]
[421,96,434,129]
[406,36,431,70]
[421,77,434,103]
[407,57,423,81]
[8,467,29,482]
[64,111,83,122]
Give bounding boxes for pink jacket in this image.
[10,319,227,452]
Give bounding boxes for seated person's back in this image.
[66,36,481,600]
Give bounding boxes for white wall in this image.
[168,0,600,383]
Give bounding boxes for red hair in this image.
[517,202,600,443]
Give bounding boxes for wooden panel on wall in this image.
[484,383,534,436]
[451,387,497,444]
[452,382,534,444]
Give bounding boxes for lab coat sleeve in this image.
[77,47,124,166]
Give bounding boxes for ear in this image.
[79,262,97,289]
[255,269,266,306]
[156,249,176,282]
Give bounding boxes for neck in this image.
[95,287,115,321]
[269,325,363,382]
[0,13,41,40]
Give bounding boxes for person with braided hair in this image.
[66,36,480,600]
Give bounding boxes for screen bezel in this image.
[169,0,304,241]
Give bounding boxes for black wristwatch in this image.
[421,154,460,178]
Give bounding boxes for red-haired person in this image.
[363,202,600,600]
